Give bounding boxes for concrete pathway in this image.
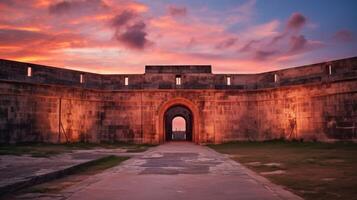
[61,142,302,200]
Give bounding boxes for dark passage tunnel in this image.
[164,105,193,141]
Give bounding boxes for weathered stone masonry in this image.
[0,57,356,144]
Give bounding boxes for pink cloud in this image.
[238,40,259,52]
[48,0,109,16]
[287,12,307,31]
[111,10,137,28]
[215,37,238,49]
[270,13,307,45]
[245,20,280,39]
[167,5,187,17]
[289,35,307,53]
[240,12,324,62]
[114,21,150,49]
[333,29,354,43]
[0,29,50,45]
[110,9,151,49]
[254,50,278,60]
[0,0,344,74]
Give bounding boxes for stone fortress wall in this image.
[0,57,356,144]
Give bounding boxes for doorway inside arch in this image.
[164,105,193,141]
[172,116,186,140]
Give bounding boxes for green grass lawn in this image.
[208,141,357,200]
[0,142,155,157]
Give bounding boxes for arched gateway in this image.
[165,106,192,141]
[157,98,200,143]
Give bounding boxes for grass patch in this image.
[0,144,71,157]
[0,142,155,157]
[72,155,130,175]
[208,140,357,200]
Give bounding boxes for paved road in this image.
[62,142,301,200]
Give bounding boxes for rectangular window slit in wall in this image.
[125,76,129,86]
[328,65,332,75]
[274,74,278,83]
[176,75,181,85]
[80,74,84,83]
[226,76,231,86]
[27,67,32,77]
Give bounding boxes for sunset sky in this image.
[0,0,356,74]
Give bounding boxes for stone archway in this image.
[164,105,192,141]
[157,98,200,144]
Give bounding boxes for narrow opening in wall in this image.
[328,65,332,75]
[80,74,84,83]
[125,76,129,86]
[226,76,231,85]
[176,75,181,85]
[274,74,278,83]
[27,67,32,77]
